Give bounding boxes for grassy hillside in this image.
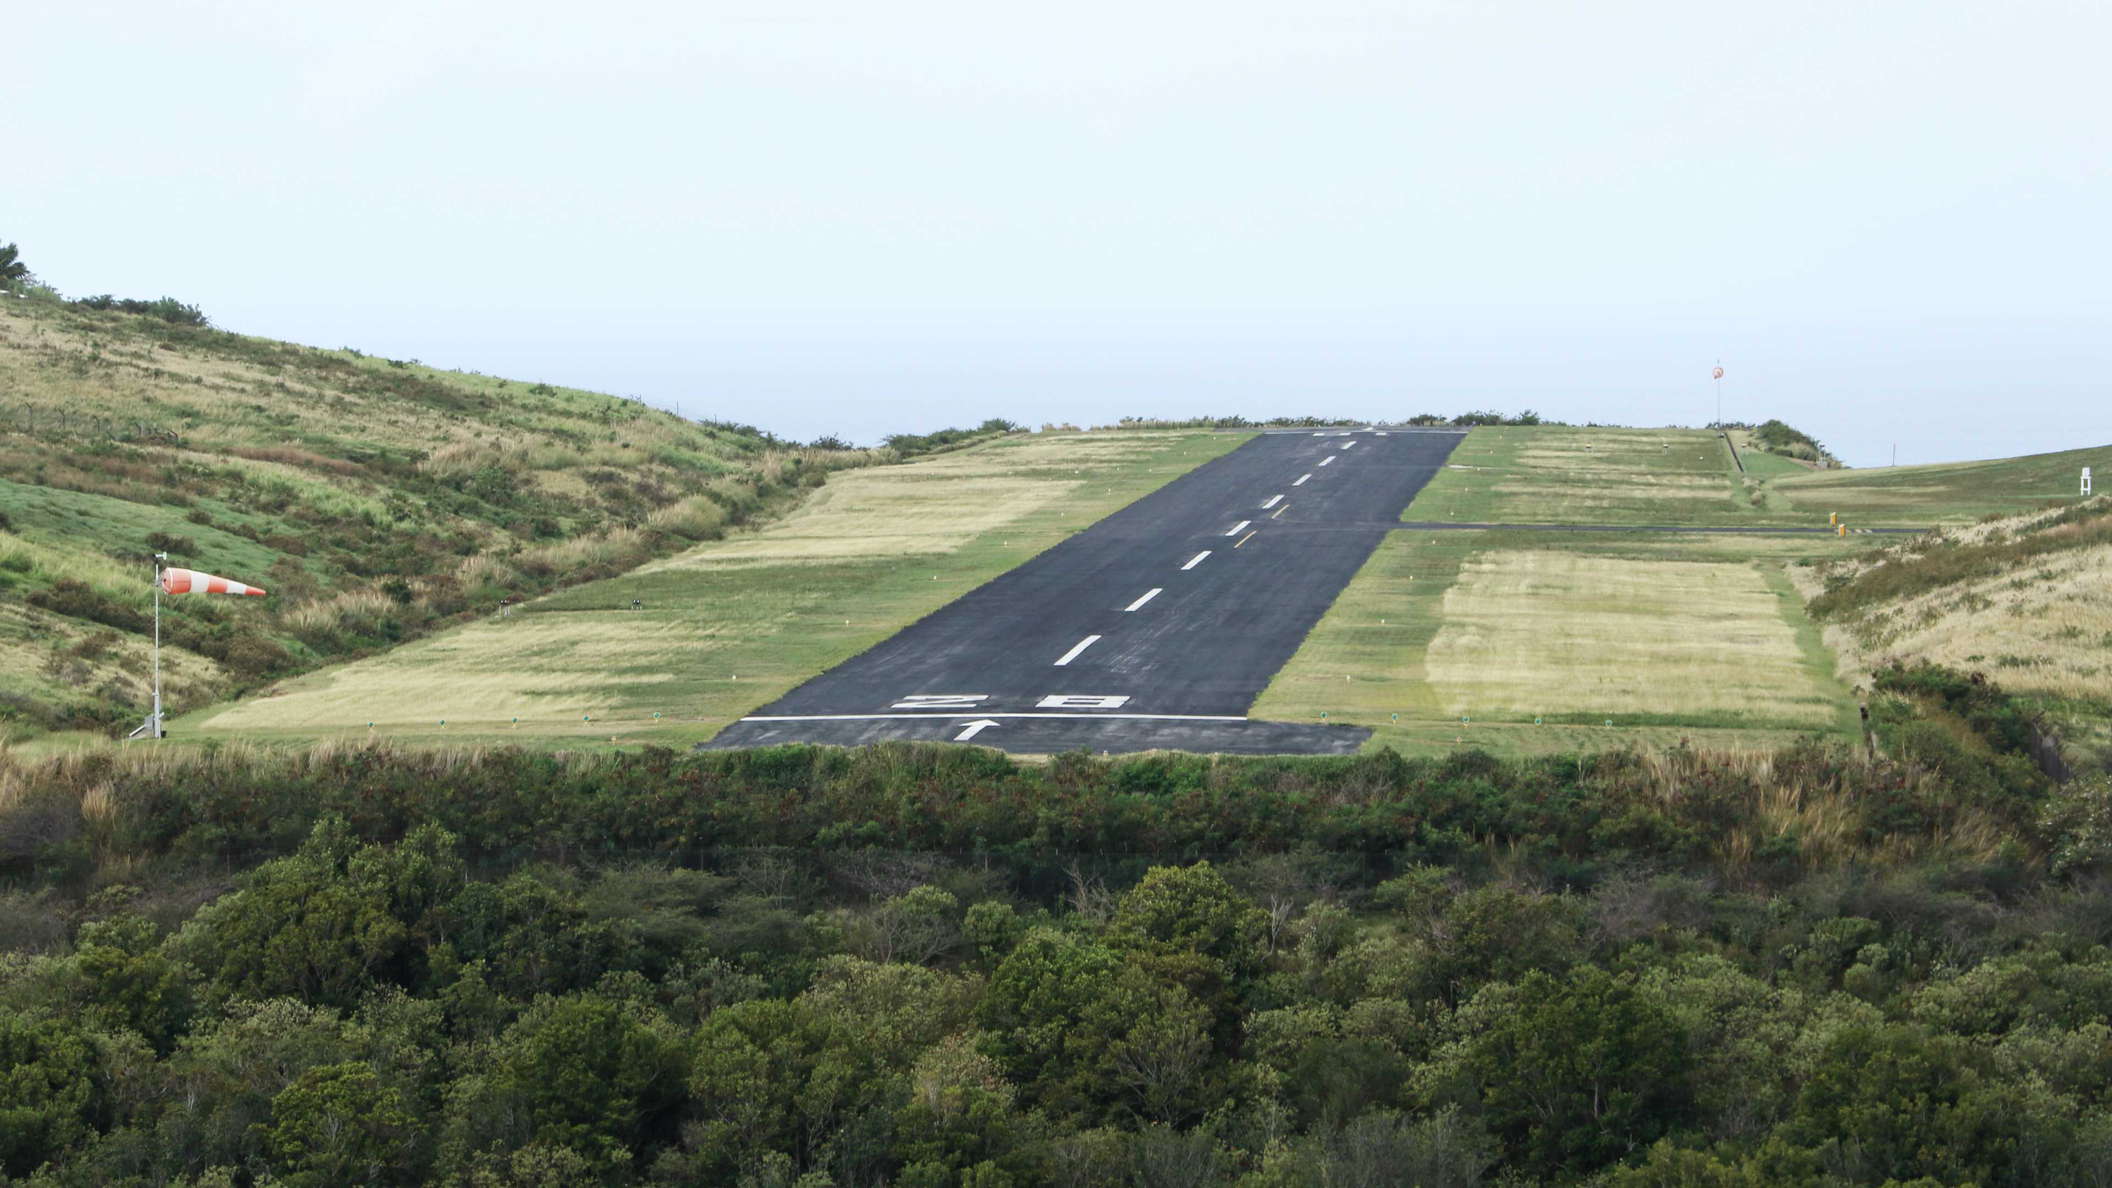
[0,294,874,741]
[1796,494,2112,770]
[183,430,1245,746]
[1771,441,2111,526]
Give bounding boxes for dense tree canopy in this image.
[0,713,2107,1183]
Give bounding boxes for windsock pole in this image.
[137,552,167,740]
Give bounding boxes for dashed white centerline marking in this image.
[1319,455,1337,466]
[1341,441,1356,449]
[1053,635,1102,667]
[1293,473,1312,486]
[1124,588,1162,612]
[1182,551,1212,570]
[1261,494,1282,509]
[1224,520,1251,536]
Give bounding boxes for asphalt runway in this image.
[705,428,1465,755]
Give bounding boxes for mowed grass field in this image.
[1256,425,1905,754]
[182,431,1245,745]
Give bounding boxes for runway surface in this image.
[705,428,1464,755]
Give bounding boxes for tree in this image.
[1420,965,1692,1179]
[482,993,684,1158]
[0,241,29,288]
[176,817,470,1008]
[72,913,192,1051]
[0,1009,107,1177]
[264,1061,419,1186]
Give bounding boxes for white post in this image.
[151,553,164,738]
[2086,467,2095,497]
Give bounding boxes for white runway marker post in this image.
[1182,551,1211,570]
[1053,635,1102,666]
[1124,588,1163,612]
[1224,520,1251,536]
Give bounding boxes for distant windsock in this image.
[160,567,266,596]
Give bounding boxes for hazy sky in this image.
[11,1,2108,463]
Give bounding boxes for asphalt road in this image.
[705,428,1465,755]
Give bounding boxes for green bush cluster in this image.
[0,704,2098,1184]
[70,296,209,326]
[0,731,2109,1184]
[882,420,1023,458]
[1748,419,1833,463]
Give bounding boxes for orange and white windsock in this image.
[160,567,267,597]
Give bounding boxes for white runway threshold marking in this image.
[1319,455,1336,466]
[742,711,1249,722]
[1293,473,1312,486]
[1224,520,1251,536]
[1053,635,1102,666]
[1182,551,1212,570]
[1124,588,1162,612]
[1260,494,1283,508]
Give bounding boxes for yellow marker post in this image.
[1829,512,1838,525]
[1837,523,1846,537]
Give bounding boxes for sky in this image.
[8,0,2109,464]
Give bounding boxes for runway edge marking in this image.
[740,711,1250,722]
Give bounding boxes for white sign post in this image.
[2086,467,2094,497]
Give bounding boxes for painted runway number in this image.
[1037,694,1132,709]
[891,693,989,709]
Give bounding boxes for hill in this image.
[0,293,871,742]
[1797,494,2112,771]
[1255,425,2110,757]
[182,429,1244,745]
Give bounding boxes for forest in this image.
[1,664,2108,1185]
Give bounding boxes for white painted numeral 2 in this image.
[1037,694,1132,709]
[891,694,989,710]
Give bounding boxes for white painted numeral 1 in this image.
[1036,694,1132,709]
[891,694,989,710]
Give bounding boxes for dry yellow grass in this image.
[207,616,687,731]
[1424,550,1839,726]
[1794,514,2112,700]
[187,431,1242,741]
[0,601,223,710]
[641,433,1172,568]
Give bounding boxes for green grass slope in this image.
[1261,425,2110,755]
[0,295,873,740]
[1770,441,2112,526]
